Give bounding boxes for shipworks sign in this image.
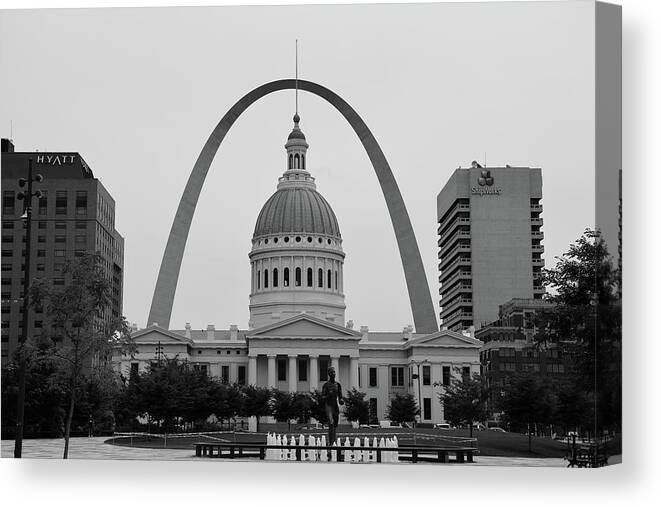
[471,170,502,196]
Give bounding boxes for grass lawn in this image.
[106,427,575,458]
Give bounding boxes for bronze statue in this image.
[321,366,344,445]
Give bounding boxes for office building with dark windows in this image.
[1,139,124,362]
[437,163,545,332]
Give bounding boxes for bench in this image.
[194,442,477,463]
[566,447,609,468]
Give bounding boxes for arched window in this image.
[318,268,323,288]
[328,269,332,289]
[257,270,260,289]
[295,267,301,287]
[284,267,289,287]
[294,153,300,169]
[264,269,269,288]
[302,154,305,169]
[288,154,293,170]
[273,268,279,288]
[335,271,338,290]
[307,268,313,287]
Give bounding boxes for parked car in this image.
[489,427,506,433]
[433,423,452,430]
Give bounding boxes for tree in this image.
[30,253,132,458]
[535,228,621,433]
[342,388,369,425]
[291,392,314,424]
[239,385,272,432]
[208,382,243,428]
[499,372,556,453]
[271,389,296,430]
[386,392,419,425]
[309,389,328,425]
[436,370,488,438]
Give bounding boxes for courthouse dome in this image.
[253,187,341,238]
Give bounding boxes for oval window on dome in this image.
[273,237,278,243]
[284,237,290,243]
[327,239,331,245]
[307,237,312,243]
[296,236,301,243]
[264,238,269,244]
[318,238,323,243]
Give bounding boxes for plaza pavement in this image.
[1,436,572,466]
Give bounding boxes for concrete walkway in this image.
[1,437,566,466]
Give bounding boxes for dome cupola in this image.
[248,115,346,330]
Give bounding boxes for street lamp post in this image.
[13,158,43,458]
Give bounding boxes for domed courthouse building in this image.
[118,115,482,425]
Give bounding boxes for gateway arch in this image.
[148,79,438,334]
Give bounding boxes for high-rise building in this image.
[1,139,124,362]
[437,162,544,331]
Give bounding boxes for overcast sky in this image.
[0,1,605,331]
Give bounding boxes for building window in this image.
[263,269,268,288]
[55,221,66,230]
[1,263,11,271]
[221,365,230,383]
[298,359,307,382]
[327,269,332,289]
[2,235,13,244]
[75,234,86,245]
[335,271,338,290]
[462,366,471,380]
[257,270,260,289]
[75,191,87,216]
[37,250,46,257]
[54,249,64,257]
[442,366,451,386]
[307,267,313,287]
[423,398,432,420]
[318,268,323,288]
[391,366,405,387]
[369,367,378,387]
[55,235,66,243]
[422,365,431,386]
[130,362,139,376]
[283,267,289,287]
[277,358,287,381]
[295,267,301,287]
[37,235,45,243]
[53,278,65,286]
[2,191,15,215]
[1,250,12,258]
[37,191,48,215]
[273,268,279,287]
[75,221,87,229]
[319,358,329,381]
[2,221,14,229]
[238,365,246,385]
[55,191,67,215]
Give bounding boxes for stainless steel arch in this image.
[147,79,438,333]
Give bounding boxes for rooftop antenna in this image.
[10,119,13,141]
[295,39,299,115]
[484,151,487,169]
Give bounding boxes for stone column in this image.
[309,355,319,391]
[288,355,297,392]
[349,357,359,390]
[248,355,257,386]
[267,355,276,388]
